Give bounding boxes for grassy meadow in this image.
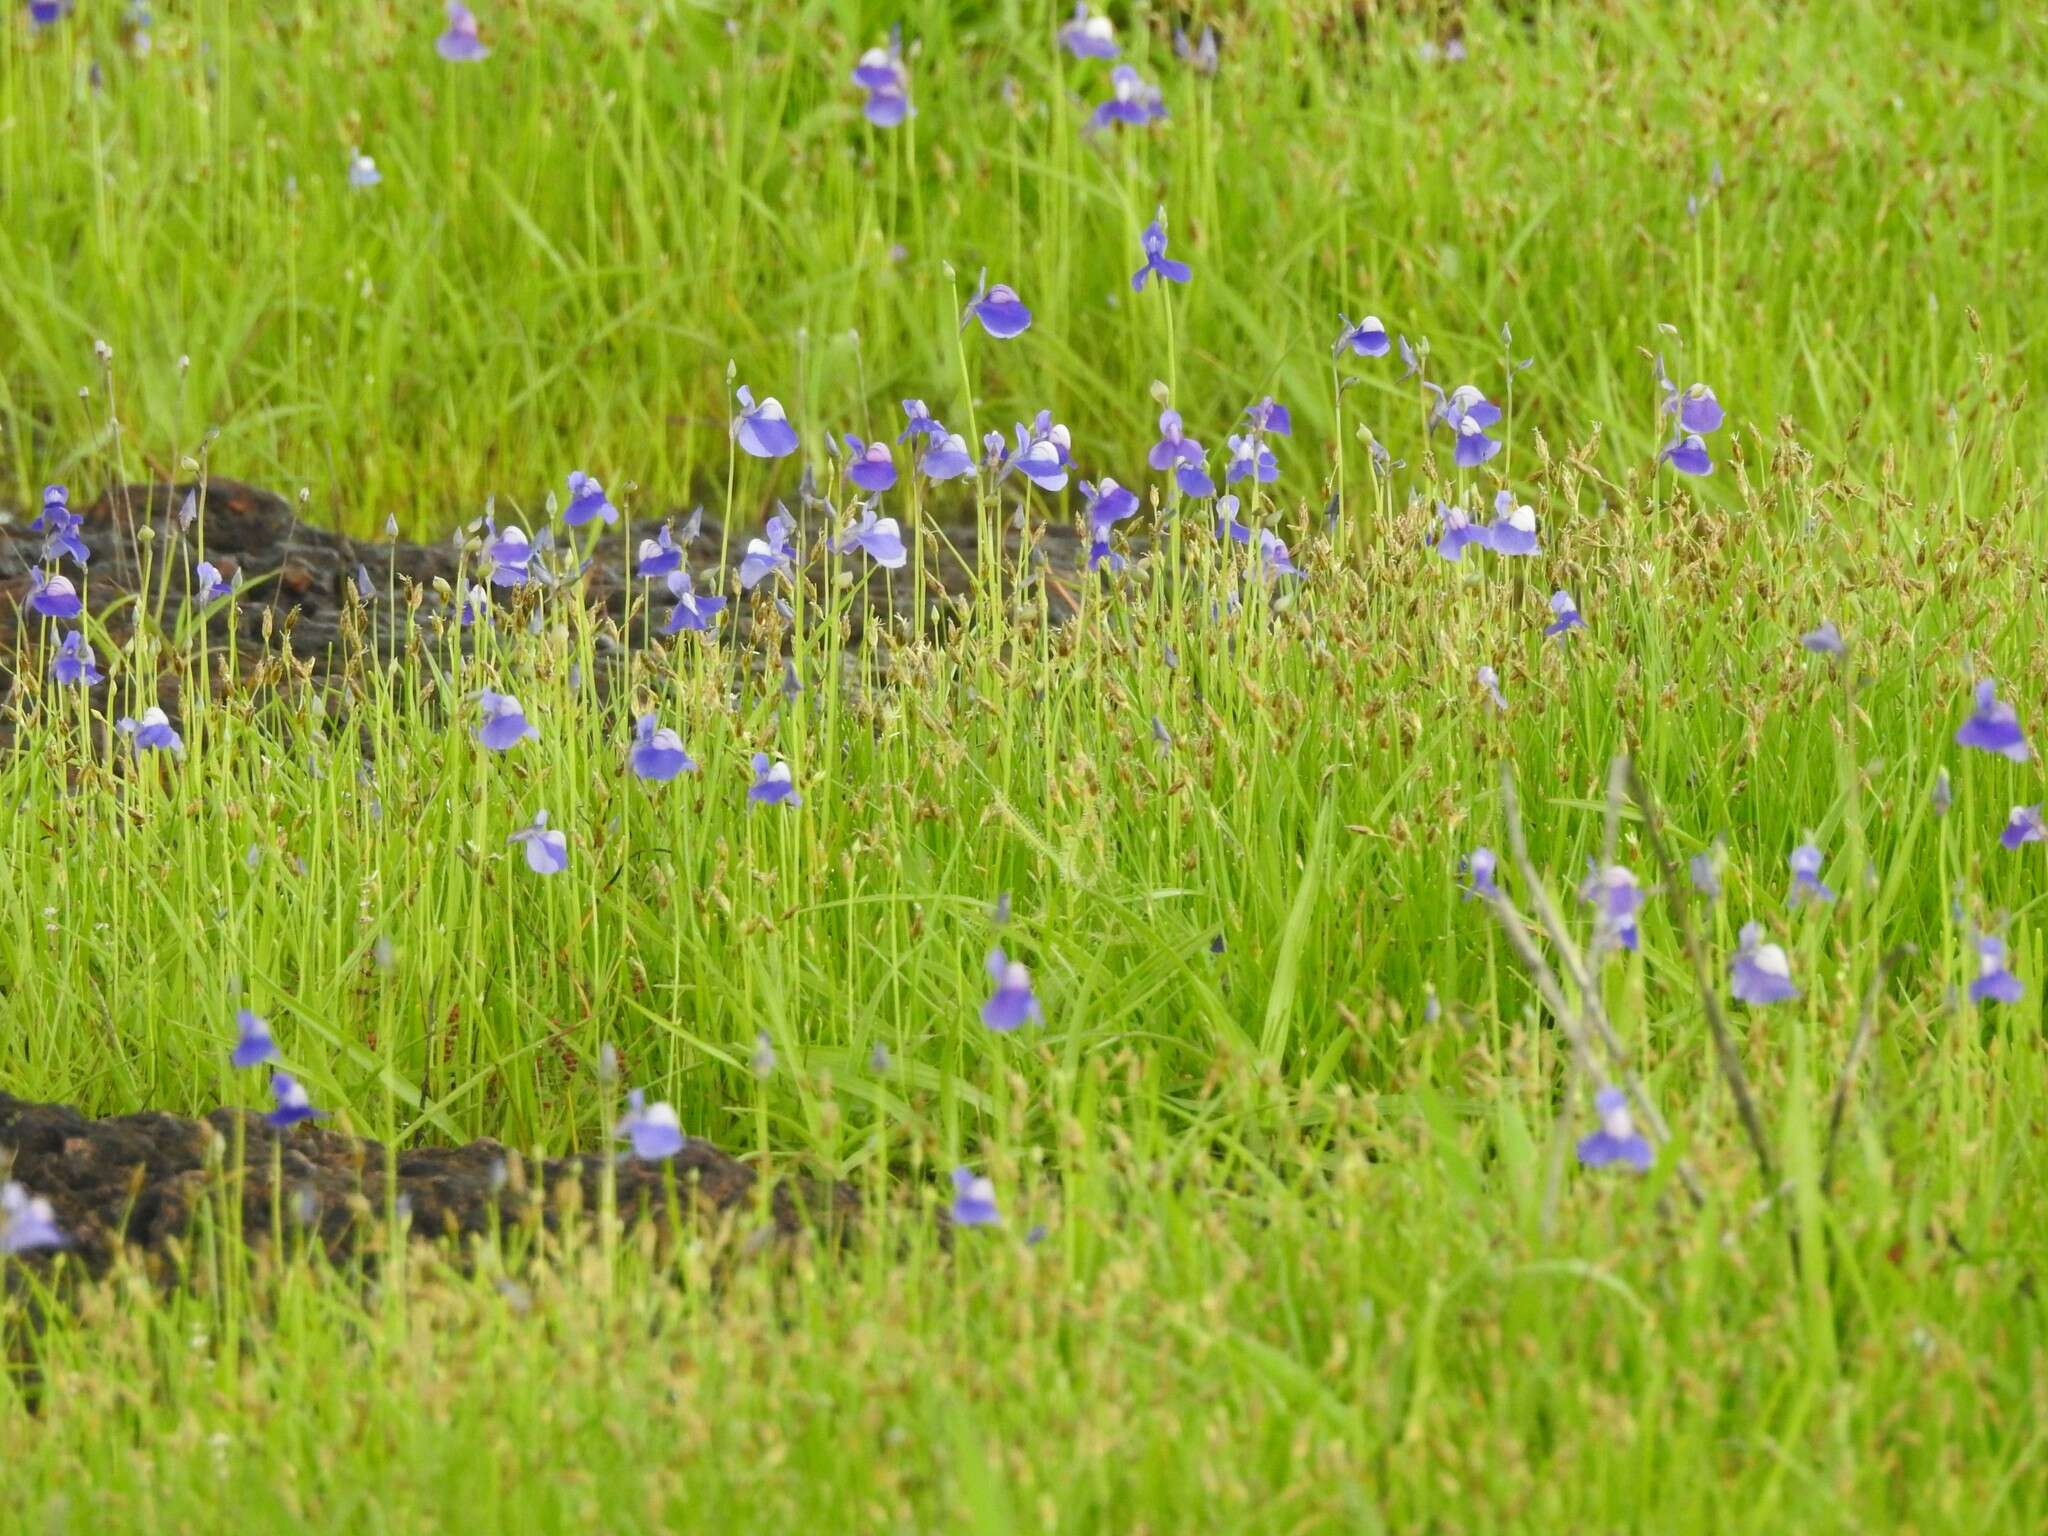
[3,0,2048,1531]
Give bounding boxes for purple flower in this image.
[1130,208,1191,291]
[852,37,911,126]
[1932,769,1953,817]
[1477,665,1507,711]
[1244,397,1292,437]
[1660,433,1712,476]
[32,485,88,567]
[1174,450,1216,499]
[435,1,488,62]
[898,399,943,444]
[1082,478,1140,535]
[51,629,102,686]
[195,560,237,600]
[1225,433,1278,485]
[1483,491,1539,556]
[636,523,684,579]
[950,1167,1001,1227]
[1690,844,1724,901]
[117,707,182,753]
[26,569,82,620]
[1087,532,1126,575]
[1731,921,1798,1004]
[2000,804,2045,850]
[1663,380,1726,436]
[1431,500,1486,561]
[739,510,797,590]
[919,432,977,481]
[508,808,569,874]
[458,583,492,626]
[563,471,617,529]
[963,272,1033,339]
[347,150,381,189]
[1057,2,1117,59]
[1459,847,1500,900]
[477,690,538,751]
[1956,679,2030,762]
[1087,64,1166,133]
[748,753,801,808]
[1335,313,1390,358]
[1544,590,1585,639]
[1429,384,1502,468]
[1148,408,1204,472]
[231,1009,278,1069]
[1581,862,1642,952]
[630,714,697,781]
[265,1072,327,1130]
[837,503,907,569]
[1575,1087,1652,1172]
[1788,843,1835,905]
[484,523,535,586]
[1,1182,67,1255]
[1968,933,2024,1005]
[1005,416,1072,492]
[1214,495,1250,543]
[1174,24,1218,73]
[733,386,800,459]
[615,1089,685,1162]
[842,435,899,494]
[1800,621,1845,655]
[982,948,1042,1031]
[1258,528,1299,579]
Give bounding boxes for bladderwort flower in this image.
[1215,494,1251,543]
[1087,64,1166,134]
[1968,933,2024,1005]
[508,808,569,873]
[1955,679,2030,762]
[484,522,534,586]
[630,714,697,781]
[1477,665,1507,712]
[748,753,801,808]
[733,386,800,459]
[1431,500,1486,561]
[231,1009,279,1069]
[852,31,911,127]
[615,1089,685,1161]
[265,1072,327,1130]
[738,510,797,590]
[837,503,907,569]
[1931,769,1953,817]
[1581,862,1642,952]
[1800,620,1846,655]
[476,690,538,751]
[51,629,102,686]
[1225,433,1278,485]
[1244,397,1292,437]
[2000,804,2045,850]
[1690,839,1726,901]
[751,1031,777,1078]
[1662,376,1726,435]
[1058,2,1117,59]
[950,1167,1001,1227]
[1545,590,1585,639]
[962,271,1033,339]
[1130,208,1191,291]
[898,399,943,444]
[1174,23,1219,73]
[1660,432,1712,476]
[1459,847,1500,901]
[1335,313,1391,358]
[1576,1087,1652,1172]
[1731,921,1799,1004]
[842,435,899,494]
[1005,415,1073,492]
[1087,530,1126,575]
[1428,384,1503,468]
[1258,528,1300,579]
[1149,408,1205,475]
[32,485,88,567]
[117,707,182,754]
[982,948,1043,1031]
[347,150,381,189]
[1,1182,67,1254]
[635,523,684,579]
[563,471,617,529]
[435,1,487,62]
[919,431,976,481]
[1082,478,1140,535]
[1788,843,1835,905]
[1483,491,1539,556]
[195,560,237,600]
[457,582,492,627]
[26,569,82,620]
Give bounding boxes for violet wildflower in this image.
[1429,384,1503,468]
[1956,679,2030,762]
[751,1031,777,1077]
[629,714,697,781]
[1087,531,1126,575]
[1731,922,1798,1004]
[898,399,943,444]
[1130,209,1191,291]
[842,435,899,494]
[1087,64,1166,133]
[1006,418,1072,492]
[837,503,908,569]
[1544,590,1585,638]
[483,523,534,587]
[435,1,487,62]
[1800,620,1845,655]
[32,486,88,567]
[51,629,102,686]
[457,583,492,626]
[962,272,1033,339]
[26,570,82,620]
[1,1182,67,1255]
[1258,528,1300,579]
[1148,408,1205,475]
[1581,862,1642,952]
[1483,491,1539,556]
[636,523,683,579]
[27,0,67,26]
[2000,805,2045,850]
[265,1072,326,1130]
[347,150,381,189]
[615,1089,685,1161]
[919,432,977,481]
[1575,1087,1652,1172]
[1660,433,1712,476]
[1215,494,1251,543]
[1058,2,1117,58]
[231,1009,279,1069]
[1460,847,1500,901]
[982,948,1042,1031]
[1225,433,1278,485]
[476,690,538,751]
[1932,769,1953,817]
[1663,380,1726,435]
[195,560,236,601]
[1245,397,1292,437]
[733,386,800,459]
[563,471,617,529]
[950,1167,1001,1227]
[1690,843,1724,901]
[1477,665,1507,711]
[1968,934,2024,1005]
[117,707,182,753]
[1335,314,1390,358]
[1174,24,1218,73]
[1082,478,1140,534]
[852,34,911,127]
[508,808,569,874]
[1788,843,1835,905]
[1431,500,1486,561]
[738,510,796,590]
[353,565,374,601]
[748,753,801,808]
